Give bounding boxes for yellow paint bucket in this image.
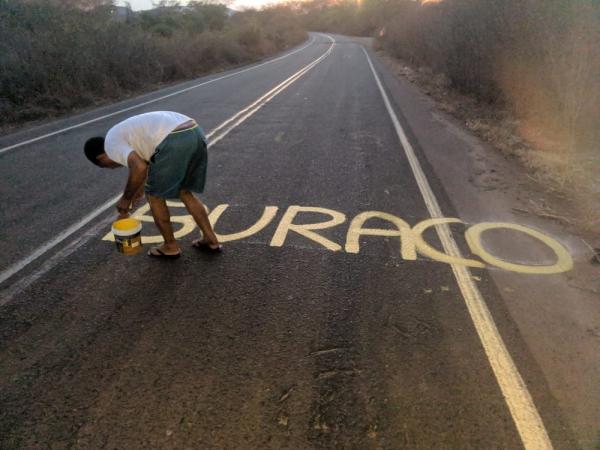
[112,218,143,255]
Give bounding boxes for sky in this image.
[120,0,280,11]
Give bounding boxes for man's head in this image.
[84,137,119,168]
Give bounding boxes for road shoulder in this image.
[365,41,600,448]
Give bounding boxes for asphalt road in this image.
[0,33,594,449]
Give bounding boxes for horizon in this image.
[119,0,281,11]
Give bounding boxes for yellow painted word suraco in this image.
[102,202,573,275]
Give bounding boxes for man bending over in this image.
[84,111,221,259]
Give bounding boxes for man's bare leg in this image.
[179,190,221,249]
[147,194,181,255]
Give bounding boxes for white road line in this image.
[0,215,115,306]
[208,36,335,147]
[0,34,336,294]
[0,194,121,288]
[362,47,553,450]
[0,35,316,155]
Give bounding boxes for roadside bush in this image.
[296,0,598,157]
[0,0,306,128]
[379,0,508,103]
[296,0,393,36]
[376,0,599,155]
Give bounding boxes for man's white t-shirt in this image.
[104,111,193,166]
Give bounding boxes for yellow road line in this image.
[362,46,553,450]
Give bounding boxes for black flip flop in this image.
[147,247,181,259]
[192,240,223,254]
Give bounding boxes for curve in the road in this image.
[0,35,316,156]
[0,35,336,295]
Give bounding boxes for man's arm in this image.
[116,152,148,217]
[131,165,149,207]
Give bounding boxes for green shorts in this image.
[145,126,208,199]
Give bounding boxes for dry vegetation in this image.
[296,0,600,232]
[0,0,306,128]
[1,0,598,230]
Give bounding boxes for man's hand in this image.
[116,196,131,218]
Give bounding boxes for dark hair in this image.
[84,137,105,167]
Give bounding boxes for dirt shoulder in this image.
[353,36,600,448]
[365,39,599,251]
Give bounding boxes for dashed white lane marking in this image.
[0,34,336,297]
[362,46,553,450]
[0,35,316,155]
